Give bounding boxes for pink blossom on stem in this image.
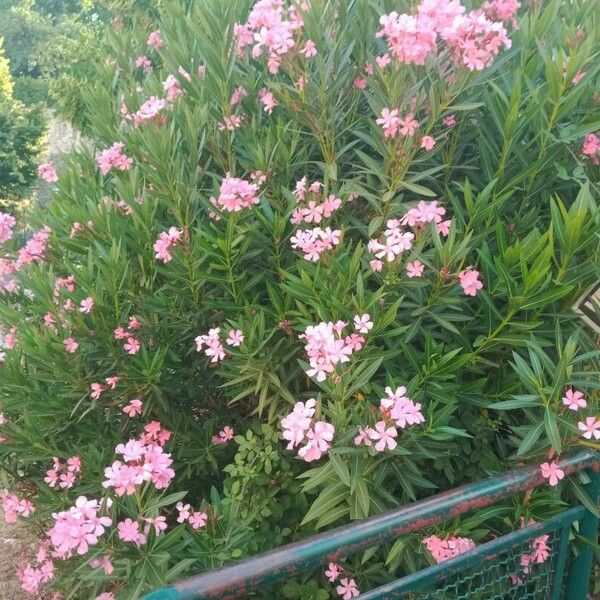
[123,336,141,355]
[325,562,343,582]
[336,578,360,599]
[421,135,436,150]
[226,329,244,346]
[210,174,260,213]
[578,417,600,440]
[63,337,79,353]
[0,212,16,244]
[118,518,147,547]
[369,420,398,452]
[38,163,58,183]
[562,388,586,411]
[189,511,208,530]
[96,142,133,176]
[458,269,483,296]
[540,462,565,487]
[123,398,143,417]
[406,260,425,278]
[423,534,476,563]
[212,426,234,445]
[147,30,163,48]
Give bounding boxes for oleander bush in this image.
[1,0,600,598]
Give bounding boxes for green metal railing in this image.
[143,451,600,600]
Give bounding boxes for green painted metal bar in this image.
[551,522,574,600]
[142,451,599,600]
[358,507,585,599]
[565,467,600,598]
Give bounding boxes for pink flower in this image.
[59,471,76,489]
[443,114,457,127]
[189,511,208,530]
[353,76,367,89]
[118,518,146,547]
[96,142,133,175]
[353,314,373,334]
[370,259,383,272]
[134,96,166,124]
[0,412,5,425]
[210,174,260,213]
[540,462,565,487]
[212,426,234,445]
[63,337,79,353]
[562,388,586,411]
[421,135,436,150]
[376,107,400,138]
[377,12,438,65]
[38,163,58,183]
[226,329,244,346]
[67,456,81,473]
[406,260,425,278]
[114,326,127,339]
[195,328,225,363]
[229,86,247,107]
[458,269,483,296]
[300,40,317,57]
[154,226,182,263]
[376,53,391,68]
[281,399,316,449]
[124,336,141,355]
[325,562,343,582]
[48,496,111,558]
[0,212,16,243]
[258,88,278,114]
[90,383,105,400]
[147,30,163,48]
[135,55,153,73]
[123,398,143,417]
[90,555,114,575]
[105,376,121,389]
[354,426,373,446]
[369,421,398,452]
[423,534,476,563]
[79,297,94,314]
[571,70,586,85]
[163,74,184,102]
[176,502,191,523]
[582,133,600,164]
[128,315,141,330]
[336,578,360,599]
[143,516,168,536]
[398,114,419,136]
[578,417,600,440]
[96,593,115,600]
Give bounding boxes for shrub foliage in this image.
[0,0,599,598]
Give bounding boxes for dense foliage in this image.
[0,37,45,210]
[0,0,599,598]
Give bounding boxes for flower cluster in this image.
[458,269,483,296]
[103,435,175,496]
[376,108,419,138]
[299,319,368,382]
[153,227,183,263]
[1,489,35,523]
[44,456,81,490]
[280,398,335,462]
[377,0,512,71]
[133,96,166,124]
[234,0,305,74]
[368,219,414,264]
[354,386,425,452]
[209,173,261,214]
[422,534,476,563]
[582,133,600,164]
[48,496,112,559]
[17,545,54,595]
[0,212,16,244]
[290,227,341,261]
[38,162,58,183]
[114,314,143,356]
[176,501,208,530]
[291,178,342,225]
[195,327,244,363]
[96,142,133,176]
[16,226,51,267]
[212,425,234,445]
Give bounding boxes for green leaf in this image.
[543,407,562,453]
[301,482,348,525]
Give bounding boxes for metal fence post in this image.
[565,467,600,599]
